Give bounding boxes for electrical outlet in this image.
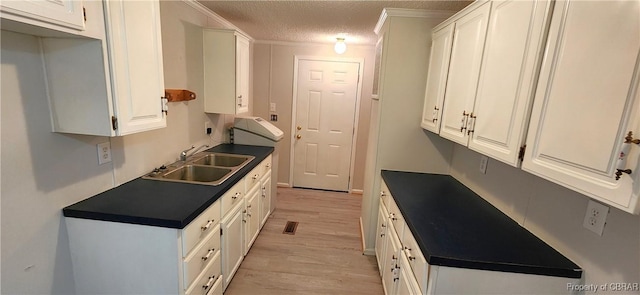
[270,103,277,112]
[205,122,211,135]
[271,114,278,121]
[583,200,609,236]
[479,155,488,174]
[97,142,112,165]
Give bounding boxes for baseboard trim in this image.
[350,189,364,195]
[277,182,291,188]
[359,217,366,253]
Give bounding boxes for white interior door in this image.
[293,59,360,192]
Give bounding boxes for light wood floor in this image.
[224,187,384,295]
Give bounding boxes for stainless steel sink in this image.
[142,152,255,186]
[190,153,252,167]
[163,165,232,184]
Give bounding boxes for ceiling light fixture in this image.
[334,37,346,54]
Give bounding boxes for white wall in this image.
[450,145,640,292]
[0,2,237,293]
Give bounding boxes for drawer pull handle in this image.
[381,224,386,228]
[380,191,386,197]
[201,249,215,261]
[202,276,215,290]
[201,220,214,231]
[380,233,385,237]
[266,163,271,168]
[253,174,259,180]
[232,192,241,200]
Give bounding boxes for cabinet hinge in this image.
[160,96,168,116]
[518,145,527,161]
[111,116,118,131]
[83,7,86,22]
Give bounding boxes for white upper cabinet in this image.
[422,0,553,168]
[42,0,166,136]
[438,2,491,146]
[103,0,166,135]
[421,25,454,133]
[204,29,251,115]
[522,0,640,214]
[467,0,552,166]
[0,0,85,33]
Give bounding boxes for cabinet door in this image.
[244,185,261,255]
[375,203,388,276]
[260,171,272,228]
[221,202,245,290]
[468,0,552,167]
[439,2,491,146]
[236,35,250,114]
[421,24,454,133]
[104,0,166,135]
[381,229,401,295]
[396,253,422,295]
[0,0,85,31]
[522,0,640,214]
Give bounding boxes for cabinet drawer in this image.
[221,180,244,219]
[182,200,221,257]
[185,250,221,295]
[184,224,221,290]
[388,197,404,240]
[206,275,223,295]
[244,162,265,192]
[381,180,391,209]
[402,225,429,293]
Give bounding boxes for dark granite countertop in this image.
[381,170,582,279]
[63,144,273,229]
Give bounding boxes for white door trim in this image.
[289,55,365,192]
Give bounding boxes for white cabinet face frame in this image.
[0,0,85,32]
[522,0,640,214]
[467,0,553,167]
[221,201,245,290]
[421,24,455,133]
[438,2,491,146]
[236,35,250,114]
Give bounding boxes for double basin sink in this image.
[142,153,255,185]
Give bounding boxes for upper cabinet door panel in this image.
[439,2,491,146]
[522,0,640,213]
[421,24,455,134]
[1,0,85,31]
[468,0,552,166]
[236,36,250,114]
[105,0,166,135]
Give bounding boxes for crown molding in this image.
[181,0,254,41]
[374,8,457,35]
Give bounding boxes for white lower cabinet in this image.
[375,202,389,275]
[221,200,245,291]
[260,170,272,228]
[396,253,422,295]
[65,154,274,294]
[381,222,402,295]
[375,179,581,295]
[244,183,261,254]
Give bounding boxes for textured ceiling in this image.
[197,1,473,45]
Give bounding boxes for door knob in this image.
[297,126,302,130]
[296,134,302,139]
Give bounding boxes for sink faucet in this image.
[180,144,209,161]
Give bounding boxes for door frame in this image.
[289,55,365,192]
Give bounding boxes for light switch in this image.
[270,103,277,112]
